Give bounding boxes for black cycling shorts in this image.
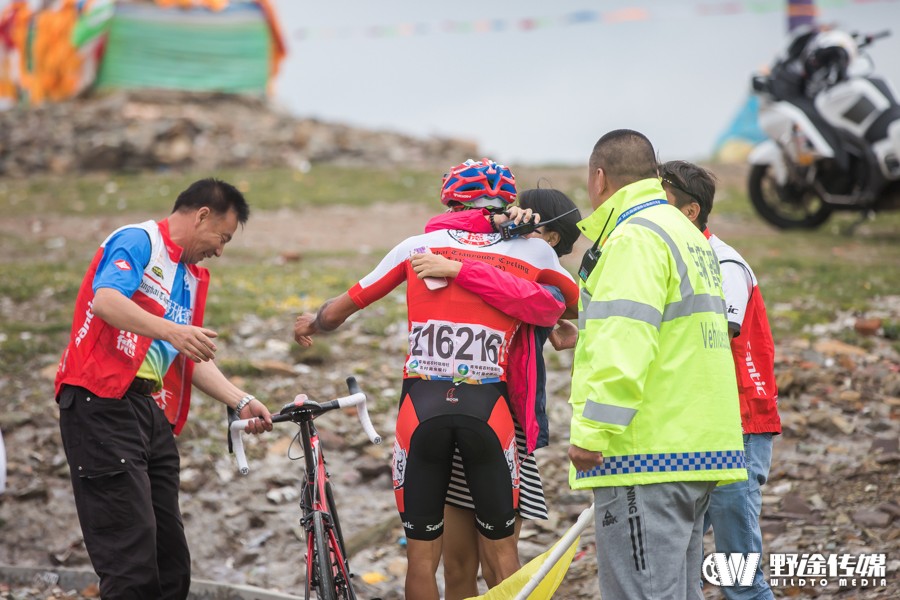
[392,378,519,541]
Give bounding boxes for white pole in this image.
[512,503,595,600]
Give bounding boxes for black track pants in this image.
[58,385,190,600]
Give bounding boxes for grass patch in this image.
[0,260,83,303]
[725,222,900,339]
[0,260,82,375]
[202,256,365,329]
[0,165,444,217]
[0,164,595,218]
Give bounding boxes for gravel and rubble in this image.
[2,294,899,599]
[0,90,478,176]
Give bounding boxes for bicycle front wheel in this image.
[311,511,337,600]
[326,482,357,600]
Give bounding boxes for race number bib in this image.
[406,320,505,380]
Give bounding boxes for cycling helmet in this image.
[440,158,517,208]
[785,24,819,62]
[804,30,857,83]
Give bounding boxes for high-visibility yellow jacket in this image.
[569,178,746,489]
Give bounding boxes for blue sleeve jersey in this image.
[92,227,190,386]
[92,228,152,297]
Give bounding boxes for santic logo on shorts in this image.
[703,553,760,587]
[114,259,132,271]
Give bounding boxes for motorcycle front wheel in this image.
[748,163,833,229]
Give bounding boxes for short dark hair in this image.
[589,129,658,188]
[659,160,717,229]
[518,188,582,257]
[172,178,250,225]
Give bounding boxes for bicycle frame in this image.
[228,377,380,600]
[293,413,355,599]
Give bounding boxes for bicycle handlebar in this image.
[229,377,382,475]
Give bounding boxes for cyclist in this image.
[420,187,582,598]
[293,159,578,600]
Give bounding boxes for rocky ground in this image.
[0,90,478,176]
[1,201,899,599]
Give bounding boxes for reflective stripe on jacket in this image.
[569,179,746,489]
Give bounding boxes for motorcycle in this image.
[747,29,900,229]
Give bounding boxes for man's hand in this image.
[410,252,462,279]
[549,319,578,351]
[293,294,358,346]
[294,312,317,347]
[494,206,541,227]
[241,398,273,435]
[167,323,218,362]
[568,444,604,472]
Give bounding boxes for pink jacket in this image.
[424,210,577,451]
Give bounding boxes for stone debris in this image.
[2,262,899,597]
[0,90,479,176]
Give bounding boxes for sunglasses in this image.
[661,176,701,205]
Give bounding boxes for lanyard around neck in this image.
[613,199,668,230]
[578,198,668,283]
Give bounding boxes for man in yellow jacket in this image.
[568,130,746,599]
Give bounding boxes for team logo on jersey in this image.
[152,266,164,278]
[392,441,407,490]
[456,364,469,377]
[445,387,458,404]
[114,259,132,271]
[448,230,502,247]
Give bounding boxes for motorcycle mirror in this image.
[751,76,770,93]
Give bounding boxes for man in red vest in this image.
[55,178,273,600]
[661,160,781,600]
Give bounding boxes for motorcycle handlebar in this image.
[858,30,890,48]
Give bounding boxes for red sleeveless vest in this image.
[55,220,209,434]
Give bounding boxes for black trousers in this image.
[58,385,191,600]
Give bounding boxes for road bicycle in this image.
[229,376,382,600]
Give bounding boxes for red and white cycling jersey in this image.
[707,230,781,435]
[348,229,577,382]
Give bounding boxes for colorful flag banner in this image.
[293,0,897,41]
